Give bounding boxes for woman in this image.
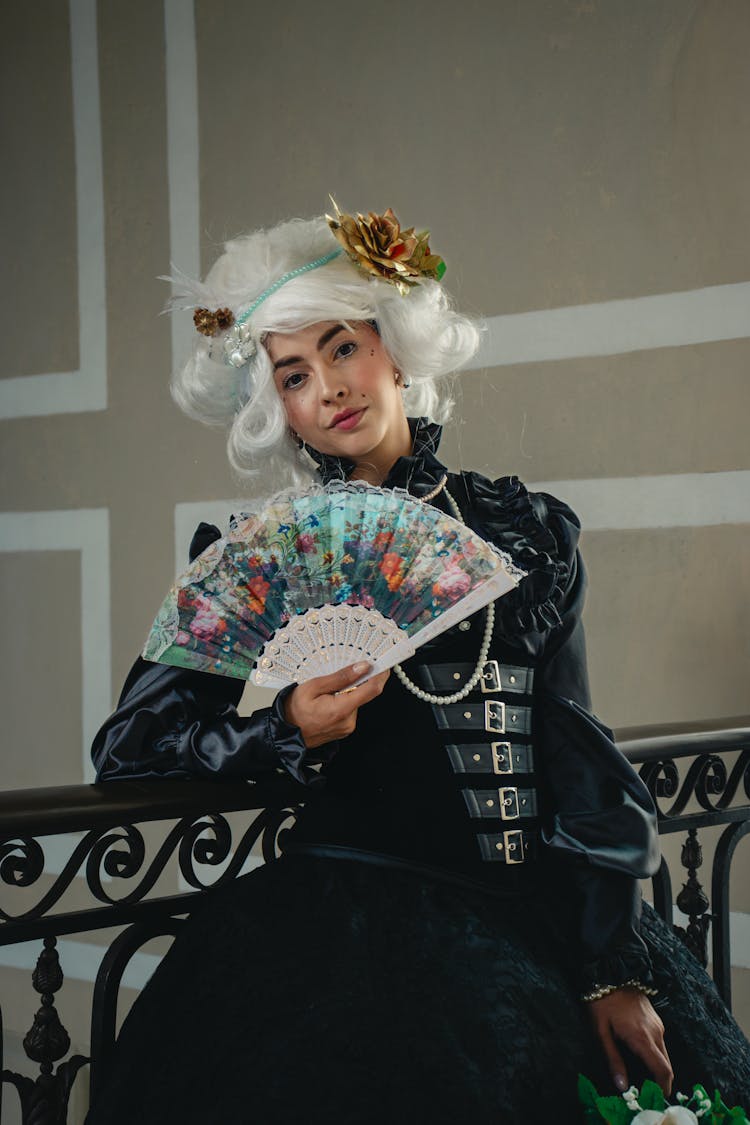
[88,205,750,1124]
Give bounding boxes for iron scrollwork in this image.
[638,748,750,820]
[1,790,302,1125]
[0,806,301,924]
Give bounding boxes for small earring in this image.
[395,371,411,390]
[289,428,304,450]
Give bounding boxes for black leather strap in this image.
[445,741,535,775]
[432,700,532,736]
[461,786,538,820]
[419,660,534,696]
[476,828,538,864]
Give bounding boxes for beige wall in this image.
[1,0,749,1107]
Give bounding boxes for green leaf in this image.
[578,1074,600,1109]
[595,1095,632,1125]
[639,1079,666,1111]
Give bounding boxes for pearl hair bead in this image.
[394,484,496,705]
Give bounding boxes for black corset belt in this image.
[446,741,535,775]
[419,660,535,696]
[432,701,533,736]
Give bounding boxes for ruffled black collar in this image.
[307,417,448,499]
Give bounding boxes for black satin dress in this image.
[86,422,750,1124]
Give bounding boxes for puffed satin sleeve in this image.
[532,492,661,992]
[91,522,320,788]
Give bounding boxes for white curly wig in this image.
[170,214,481,488]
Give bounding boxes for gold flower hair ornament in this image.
[193,307,235,337]
[326,198,446,296]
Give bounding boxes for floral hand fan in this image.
[143,482,526,689]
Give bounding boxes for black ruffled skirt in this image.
[86,853,750,1124]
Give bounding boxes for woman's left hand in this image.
[588,988,674,1096]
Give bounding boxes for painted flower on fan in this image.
[433,566,472,601]
[373,531,393,551]
[347,591,375,609]
[326,198,446,295]
[189,596,227,641]
[334,583,354,603]
[296,533,316,554]
[246,575,270,614]
[322,550,335,566]
[176,630,191,646]
[379,552,405,592]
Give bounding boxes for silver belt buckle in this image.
[480,659,501,694]
[499,786,520,820]
[491,741,513,774]
[503,829,525,864]
[484,700,506,733]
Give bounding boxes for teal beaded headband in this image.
[222,249,344,368]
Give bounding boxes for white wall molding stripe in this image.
[529,470,750,532]
[1,908,748,992]
[472,281,750,369]
[0,0,106,420]
[164,0,200,375]
[0,509,110,781]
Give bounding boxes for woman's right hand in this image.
[283,662,389,749]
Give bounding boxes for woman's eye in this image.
[283,371,307,391]
[335,341,357,360]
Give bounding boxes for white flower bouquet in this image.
[579,1076,748,1125]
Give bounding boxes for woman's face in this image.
[266,320,412,483]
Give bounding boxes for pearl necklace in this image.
[393,478,496,705]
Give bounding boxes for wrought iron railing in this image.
[1,718,748,1124]
[615,716,750,1005]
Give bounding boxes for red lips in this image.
[330,407,366,429]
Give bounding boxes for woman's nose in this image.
[318,372,348,402]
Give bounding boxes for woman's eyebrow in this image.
[273,325,345,372]
[316,324,345,350]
